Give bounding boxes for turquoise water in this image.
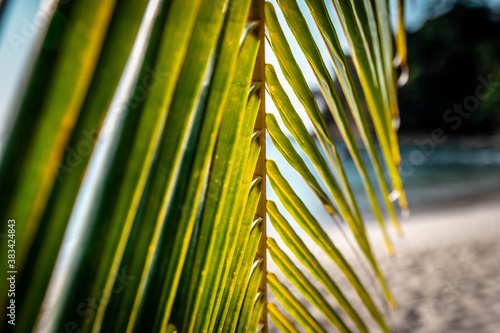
[266,136,500,228]
[396,144,500,211]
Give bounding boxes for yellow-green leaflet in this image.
[266,113,336,216]
[267,159,396,310]
[268,303,300,333]
[267,200,390,332]
[268,273,327,333]
[303,0,403,236]
[268,237,351,333]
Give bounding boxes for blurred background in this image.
[395,0,500,213]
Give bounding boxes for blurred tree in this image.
[398,1,500,135]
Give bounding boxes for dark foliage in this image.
[398,2,500,135]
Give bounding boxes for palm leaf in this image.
[178,18,261,332]
[330,0,408,209]
[268,237,351,332]
[268,273,327,333]
[217,173,262,332]
[267,1,398,253]
[0,0,408,331]
[3,0,149,330]
[267,162,392,328]
[0,3,118,320]
[268,303,300,333]
[267,200,384,332]
[301,0,403,235]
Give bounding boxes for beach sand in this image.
[268,195,500,332]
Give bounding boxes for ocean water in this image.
[266,135,500,230]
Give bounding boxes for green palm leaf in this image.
[0,0,408,331]
[268,303,300,333]
[268,273,327,333]
[0,3,119,322]
[267,161,393,326]
[267,1,398,253]
[268,237,351,332]
[267,200,385,332]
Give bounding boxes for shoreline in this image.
[397,187,500,219]
[397,133,500,148]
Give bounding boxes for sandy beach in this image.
[268,194,500,332]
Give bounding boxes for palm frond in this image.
[268,303,300,333]
[265,0,408,329]
[0,0,408,331]
[268,273,327,333]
